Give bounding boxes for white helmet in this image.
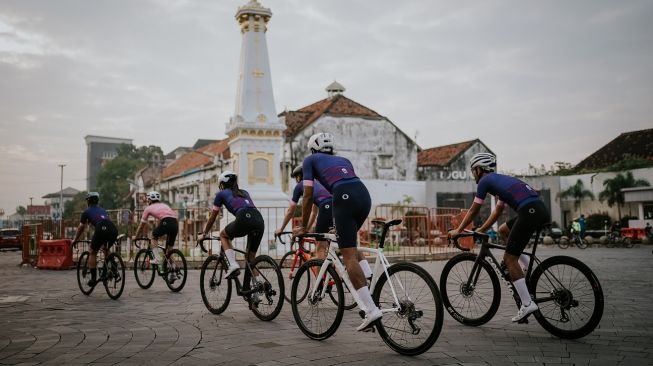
[470,152,496,171]
[218,170,237,183]
[147,191,161,201]
[307,132,334,153]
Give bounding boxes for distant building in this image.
[26,205,50,220]
[42,187,81,219]
[575,128,653,172]
[85,135,133,190]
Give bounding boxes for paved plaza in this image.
[0,245,651,366]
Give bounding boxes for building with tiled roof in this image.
[418,139,493,181]
[279,83,419,184]
[575,128,653,172]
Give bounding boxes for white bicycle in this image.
[290,219,444,356]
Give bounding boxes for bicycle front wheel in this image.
[440,253,501,326]
[291,259,344,340]
[104,254,125,300]
[200,255,231,314]
[373,262,444,356]
[577,239,589,249]
[249,255,284,321]
[279,250,305,303]
[133,249,155,289]
[531,256,604,339]
[76,251,94,296]
[163,249,187,292]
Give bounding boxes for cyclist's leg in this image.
[501,219,529,270]
[243,210,264,288]
[314,200,332,260]
[164,218,178,257]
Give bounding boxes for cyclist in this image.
[570,218,582,243]
[72,192,118,287]
[293,132,379,331]
[448,152,550,322]
[201,170,265,288]
[133,191,179,282]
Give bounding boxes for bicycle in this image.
[606,232,633,248]
[132,237,188,292]
[291,219,444,356]
[74,234,126,300]
[558,232,588,249]
[197,237,284,321]
[277,231,356,310]
[441,229,604,339]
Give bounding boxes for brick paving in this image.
[0,245,651,365]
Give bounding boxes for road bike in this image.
[606,232,633,248]
[74,234,126,300]
[291,219,444,356]
[132,237,188,292]
[277,231,356,310]
[442,229,604,339]
[198,237,284,321]
[558,232,588,249]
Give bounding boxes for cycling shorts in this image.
[332,180,371,249]
[224,208,265,253]
[505,200,550,255]
[315,199,333,234]
[152,217,178,247]
[91,220,118,252]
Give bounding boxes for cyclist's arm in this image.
[477,201,505,232]
[307,204,319,231]
[454,202,482,233]
[278,204,296,232]
[202,210,219,235]
[300,185,314,229]
[72,222,86,243]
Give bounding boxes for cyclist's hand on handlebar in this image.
[274,229,282,237]
[447,229,461,239]
[292,225,306,238]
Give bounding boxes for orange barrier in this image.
[621,228,645,241]
[21,224,43,266]
[37,239,73,270]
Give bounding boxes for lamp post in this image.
[58,164,66,238]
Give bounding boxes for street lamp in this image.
[58,164,65,215]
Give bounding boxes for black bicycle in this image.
[74,234,126,300]
[197,237,284,321]
[441,229,604,339]
[558,232,588,249]
[133,237,188,292]
[606,232,633,248]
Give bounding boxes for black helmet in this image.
[291,166,303,178]
[86,191,100,204]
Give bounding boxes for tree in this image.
[63,191,89,220]
[15,206,27,217]
[598,171,650,220]
[557,179,595,212]
[96,144,164,209]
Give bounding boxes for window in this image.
[253,158,269,178]
[377,155,393,169]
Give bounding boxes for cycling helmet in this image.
[470,152,496,171]
[86,192,100,201]
[147,191,161,201]
[291,166,302,178]
[218,170,237,183]
[307,132,334,153]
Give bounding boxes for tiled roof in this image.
[576,128,653,171]
[280,94,382,137]
[418,140,477,167]
[192,139,219,149]
[162,139,230,179]
[42,187,81,199]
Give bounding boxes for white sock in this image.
[225,249,237,268]
[359,259,372,278]
[513,278,532,306]
[356,286,376,313]
[518,254,530,270]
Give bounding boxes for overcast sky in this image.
[1,0,652,214]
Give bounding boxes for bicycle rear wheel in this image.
[200,255,231,314]
[104,254,125,300]
[163,249,187,292]
[76,251,94,296]
[623,238,633,248]
[440,253,501,326]
[133,249,155,289]
[373,262,444,356]
[279,250,306,303]
[531,256,604,339]
[249,255,284,321]
[577,239,589,249]
[291,259,344,340]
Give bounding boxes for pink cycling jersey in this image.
[141,202,177,222]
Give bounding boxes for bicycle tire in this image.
[373,262,444,356]
[76,251,94,296]
[558,240,569,249]
[104,253,125,300]
[440,253,501,326]
[163,249,187,292]
[133,249,155,289]
[623,237,633,248]
[279,250,306,303]
[530,255,604,339]
[577,239,589,249]
[249,255,285,321]
[200,255,231,314]
[605,238,615,248]
[291,259,344,340]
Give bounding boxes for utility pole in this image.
[59,164,66,239]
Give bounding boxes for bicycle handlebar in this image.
[448,230,489,252]
[275,231,293,245]
[133,237,151,249]
[197,236,220,253]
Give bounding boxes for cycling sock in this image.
[518,255,530,270]
[225,249,237,267]
[356,286,376,312]
[513,278,532,306]
[359,260,372,279]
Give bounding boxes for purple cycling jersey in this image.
[474,173,540,210]
[302,153,359,193]
[80,206,111,227]
[292,180,332,206]
[212,189,256,216]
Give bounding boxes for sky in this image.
[0,0,652,214]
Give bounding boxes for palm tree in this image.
[557,179,595,212]
[598,171,650,219]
